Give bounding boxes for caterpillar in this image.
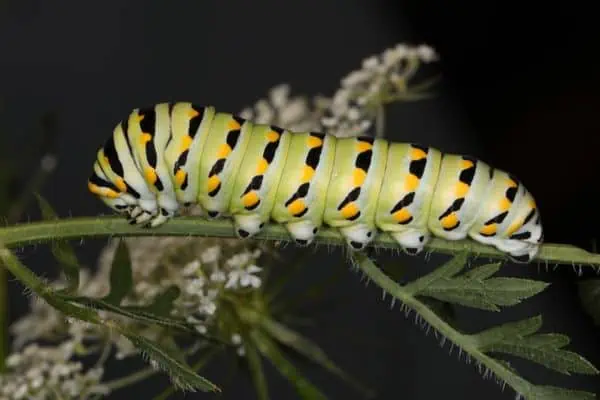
[88,102,544,263]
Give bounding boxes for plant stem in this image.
[103,367,158,392]
[0,216,598,267]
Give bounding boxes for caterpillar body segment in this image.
[89,102,544,263]
[323,136,388,250]
[196,112,252,218]
[164,103,216,208]
[271,132,336,245]
[375,143,442,255]
[229,124,292,238]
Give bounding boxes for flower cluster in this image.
[240,43,437,138]
[0,342,107,400]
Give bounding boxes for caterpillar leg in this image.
[390,229,430,255]
[233,214,264,238]
[285,220,319,246]
[339,224,376,250]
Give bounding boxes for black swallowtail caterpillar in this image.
[88,102,544,263]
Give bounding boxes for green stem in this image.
[103,367,158,392]
[0,216,598,267]
[352,253,532,396]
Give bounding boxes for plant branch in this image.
[0,216,599,267]
[352,253,596,399]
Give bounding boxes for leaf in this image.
[102,240,133,305]
[138,285,181,317]
[122,330,220,393]
[463,262,502,280]
[473,316,599,376]
[244,337,270,400]
[250,329,328,400]
[259,316,374,398]
[35,194,79,292]
[404,251,469,295]
[62,295,199,336]
[578,279,600,325]
[521,385,596,400]
[405,252,548,311]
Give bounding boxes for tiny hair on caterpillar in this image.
[88,102,543,263]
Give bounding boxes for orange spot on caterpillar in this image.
[242,191,260,208]
[287,199,307,216]
[340,202,360,220]
[440,212,459,230]
[404,174,419,191]
[392,208,412,224]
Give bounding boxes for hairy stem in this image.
[0,216,598,267]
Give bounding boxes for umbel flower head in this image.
[0,342,107,400]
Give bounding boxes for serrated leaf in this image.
[463,262,502,280]
[474,316,598,376]
[404,251,548,311]
[250,329,328,400]
[404,251,469,295]
[259,316,373,397]
[486,341,597,375]
[102,240,133,305]
[123,331,220,393]
[418,276,548,311]
[35,194,79,291]
[473,316,543,348]
[522,385,596,400]
[578,279,600,325]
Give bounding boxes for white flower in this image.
[182,259,201,276]
[225,264,262,289]
[201,246,221,263]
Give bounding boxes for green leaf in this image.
[244,337,270,400]
[578,279,600,325]
[35,194,80,292]
[463,262,502,280]
[521,385,597,400]
[135,285,181,317]
[122,330,220,393]
[404,252,548,311]
[61,295,199,336]
[404,251,469,295]
[250,329,328,400]
[473,316,598,375]
[102,240,133,305]
[419,276,549,311]
[259,316,374,398]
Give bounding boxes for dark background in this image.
[1,0,599,399]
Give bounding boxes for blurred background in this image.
[0,0,599,398]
